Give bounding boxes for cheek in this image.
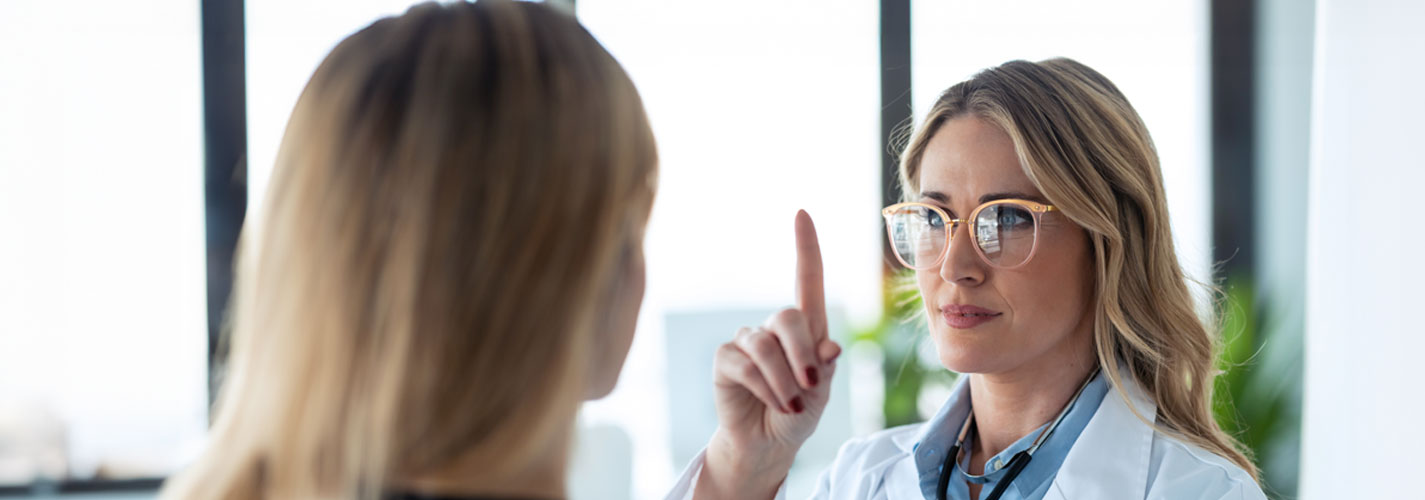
[1009,234,1094,332]
[916,270,943,313]
[588,246,645,399]
[614,250,645,349]
[625,252,646,312]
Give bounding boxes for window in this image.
[0,0,207,487]
[578,1,883,497]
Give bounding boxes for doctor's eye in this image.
[995,205,1034,232]
[924,207,946,230]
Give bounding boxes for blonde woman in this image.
[159,1,656,499]
[670,59,1266,500]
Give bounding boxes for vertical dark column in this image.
[1211,0,1256,275]
[1211,0,1280,492]
[880,0,912,273]
[876,2,920,429]
[201,0,247,405]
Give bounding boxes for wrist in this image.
[696,429,795,499]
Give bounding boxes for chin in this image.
[582,372,620,401]
[937,352,1001,375]
[931,327,1012,375]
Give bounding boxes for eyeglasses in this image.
[881,199,1057,270]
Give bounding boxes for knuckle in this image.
[738,361,760,381]
[715,342,739,359]
[765,307,804,329]
[781,307,807,325]
[749,332,781,357]
[771,307,808,332]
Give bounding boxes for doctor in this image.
[668,58,1266,500]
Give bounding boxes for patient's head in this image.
[164,1,656,498]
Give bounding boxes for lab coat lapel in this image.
[1042,374,1156,500]
[882,453,930,500]
[876,429,924,500]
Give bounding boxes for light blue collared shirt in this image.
[910,371,1109,500]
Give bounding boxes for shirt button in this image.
[993,458,1005,470]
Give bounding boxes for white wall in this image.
[1300,0,1425,497]
[0,0,208,481]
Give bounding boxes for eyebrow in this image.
[918,190,1050,205]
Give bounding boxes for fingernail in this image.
[790,397,805,413]
[806,367,820,387]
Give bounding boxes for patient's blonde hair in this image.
[161,1,657,498]
[898,58,1258,480]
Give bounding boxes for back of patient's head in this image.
[161,1,657,498]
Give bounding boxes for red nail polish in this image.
[806,367,820,387]
[790,397,805,413]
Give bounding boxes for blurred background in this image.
[0,0,1420,499]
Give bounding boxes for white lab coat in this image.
[665,374,1265,500]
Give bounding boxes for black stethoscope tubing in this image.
[934,367,1100,500]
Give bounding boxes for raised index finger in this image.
[795,210,828,342]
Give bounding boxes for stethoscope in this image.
[934,366,1101,500]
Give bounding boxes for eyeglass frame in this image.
[880,199,1058,271]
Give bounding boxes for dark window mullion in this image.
[880,0,912,279]
[201,0,248,407]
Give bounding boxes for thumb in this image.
[817,338,841,365]
[807,347,839,407]
[809,339,841,404]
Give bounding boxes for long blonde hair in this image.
[898,58,1258,480]
[161,1,657,498]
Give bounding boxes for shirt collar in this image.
[899,370,1111,499]
[954,421,1047,484]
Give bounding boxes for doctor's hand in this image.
[694,210,842,500]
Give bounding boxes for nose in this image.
[938,220,986,286]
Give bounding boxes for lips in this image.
[940,304,1003,329]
